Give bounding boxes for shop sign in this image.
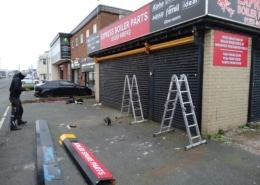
[99,5,150,50]
[71,142,113,179]
[213,30,248,67]
[71,59,80,69]
[87,32,100,54]
[82,62,95,72]
[87,0,206,54]
[208,0,260,29]
[81,58,95,72]
[60,37,71,59]
[150,0,205,33]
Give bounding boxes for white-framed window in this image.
[86,29,89,38]
[93,24,97,33]
[75,38,78,47]
[86,29,90,43]
[80,34,83,44]
[71,41,74,48]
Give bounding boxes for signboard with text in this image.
[208,0,260,29]
[100,5,150,49]
[71,142,113,179]
[87,0,259,54]
[87,0,206,53]
[87,32,100,54]
[60,37,71,58]
[213,30,248,67]
[150,0,205,32]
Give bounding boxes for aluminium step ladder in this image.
[153,74,207,150]
[121,75,132,118]
[120,75,147,124]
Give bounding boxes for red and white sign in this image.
[213,30,248,67]
[100,5,150,49]
[71,142,113,179]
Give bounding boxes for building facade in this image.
[49,5,132,93]
[87,0,260,136]
[37,51,51,80]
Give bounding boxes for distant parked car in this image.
[34,80,92,97]
[21,76,40,84]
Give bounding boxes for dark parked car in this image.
[34,80,92,97]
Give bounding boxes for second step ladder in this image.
[153,74,207,150]
[121,75,147,124]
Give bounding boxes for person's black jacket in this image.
[9,72,26,98]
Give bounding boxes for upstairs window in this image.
[93,24,97,33]
[75,38,78,47]
[80,34,83,44]
[86,29,89,38]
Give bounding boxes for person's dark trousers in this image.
[9,97,24,130]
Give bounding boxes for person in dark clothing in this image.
[9,71,30,131]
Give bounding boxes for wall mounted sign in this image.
[87,0,206,53]
[208,0,260,29]
[213,30,248,67]
[100,5,150,49]
[150,0,205,33]
[60,37,71,58]
[87,0,259,54]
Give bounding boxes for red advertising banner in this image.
[71,142,113,179]
[100,5,150,49]
[213,30,248,67]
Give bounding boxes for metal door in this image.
[248,49,260,122]
[99,54,150,118]
[151,44,202,129]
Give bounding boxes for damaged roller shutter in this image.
[249,49,260,122]
[100,53,150,118]
[152,44,201,129]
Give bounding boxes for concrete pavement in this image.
[0,91,259,185]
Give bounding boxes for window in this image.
[75,38,78,46]
[42,59,46,65]
[86,29,89,38]
[93,24,97,33]
[86,29,90,43]
[60,81,75,87]
[71,41,74,48]
[80,34,83,44]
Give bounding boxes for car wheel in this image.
[43,92,53,97]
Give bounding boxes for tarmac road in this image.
[0,89,259,185]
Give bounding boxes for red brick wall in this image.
[70,12,120,60]
[70,12,122,86]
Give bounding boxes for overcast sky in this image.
[0,0,152,70]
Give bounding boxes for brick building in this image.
[87,0,260,136]
[49,5,132,93]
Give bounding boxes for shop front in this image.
[87,0,260,135]
[81,57,95,93]
[71,59,81,84]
